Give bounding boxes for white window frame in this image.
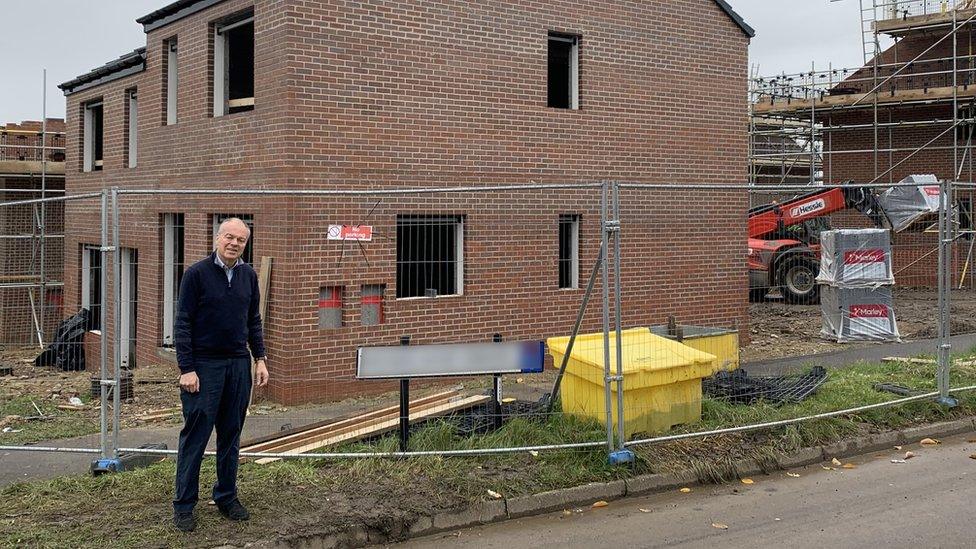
[82,101,102,172]
[81,245,102,331]
[559,215,580,289]
[166,40,178,125]
[455,218,465,295]
[395,215,464,299]
[213,15,255,117]
[548,34,579,110]
[162,214,182,346]
[119,248,137,368]
[126,90,138,168]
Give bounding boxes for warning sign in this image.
[328,225,373,241]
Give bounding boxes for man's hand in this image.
[179,372,200,393]
[255,359,269,387]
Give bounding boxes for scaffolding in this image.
[0,70,66,347]
[749,0,976,267]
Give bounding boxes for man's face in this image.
[216,221,249,265]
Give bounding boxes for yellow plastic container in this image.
[649,325,740,372]
[548,328,719,438]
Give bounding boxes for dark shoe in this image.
[173,511,196,532]
[217,499,250,521]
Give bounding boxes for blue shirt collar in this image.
[214,253,241,270]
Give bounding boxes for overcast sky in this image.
[0,0,868,124]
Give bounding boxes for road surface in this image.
[395,433,976,548]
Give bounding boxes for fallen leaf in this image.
[831,458,842,466]
[740,478,754,485]
[842,463,857,469]
[786,472,801,478]
[712,523,729,530]
[920,438,940,446]
[592,501,609,508]
[894,446,903,450]
[516,378,524,384]
[891,459,907,464]
[486,489,502,499]
[679,488,692,493]
[529,450,539,457]
[639,508,651,513]
[904,451,916,460]
[969,454,976,460]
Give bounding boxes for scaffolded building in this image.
[0,120,65,346]
[750,0,976,287]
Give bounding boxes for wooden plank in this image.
[882,357,976,367]
[753,84,976,115]
[254,395,489,464]
[882,356,936,365]
[241,390,459,453]
[246,392,460,455]
[875,8,976,35]
[249,256,273,408]
[257,256,272,321]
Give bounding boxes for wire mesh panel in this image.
[0,192,105,467]
[104,185,616,460]
[615,181,963,459]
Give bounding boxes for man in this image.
[172,217,269,532]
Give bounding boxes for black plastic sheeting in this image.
[34,308,90,372]
[703,366,828,405]
[408,396,549,437]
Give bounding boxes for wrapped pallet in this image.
[820,286,901,342]
[815,228,894,286]
[877,174,942,232]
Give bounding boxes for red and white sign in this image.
[328,225,373,241]
[789,198,827,219]
[844,249,886,264]
[850,304,889,318]
[923,186,940,197]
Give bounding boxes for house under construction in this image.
[750,0,976,287]
[0,120,65,346]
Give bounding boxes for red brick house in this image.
[59,0,753,404]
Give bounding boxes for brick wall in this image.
[63,0,750,403]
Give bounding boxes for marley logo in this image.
[850,305,888,318]
[844,249,886,264]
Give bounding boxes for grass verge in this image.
[3,351,976,548]
[0,395,98,446]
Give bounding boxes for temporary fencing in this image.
[0,180,973,470]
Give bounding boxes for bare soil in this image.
[742,287,976,362]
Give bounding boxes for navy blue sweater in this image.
[175,252,266,374]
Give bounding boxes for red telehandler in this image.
[748,179,941,304]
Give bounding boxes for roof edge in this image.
[58,48,147,96]
[136,0,228,33]
[713,0,755,38]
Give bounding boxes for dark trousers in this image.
[173,357,251,513]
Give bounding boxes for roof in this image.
[135,0,755,37]
[58,48,147,96]
[714,0,755,37]
[136,0,226,32]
